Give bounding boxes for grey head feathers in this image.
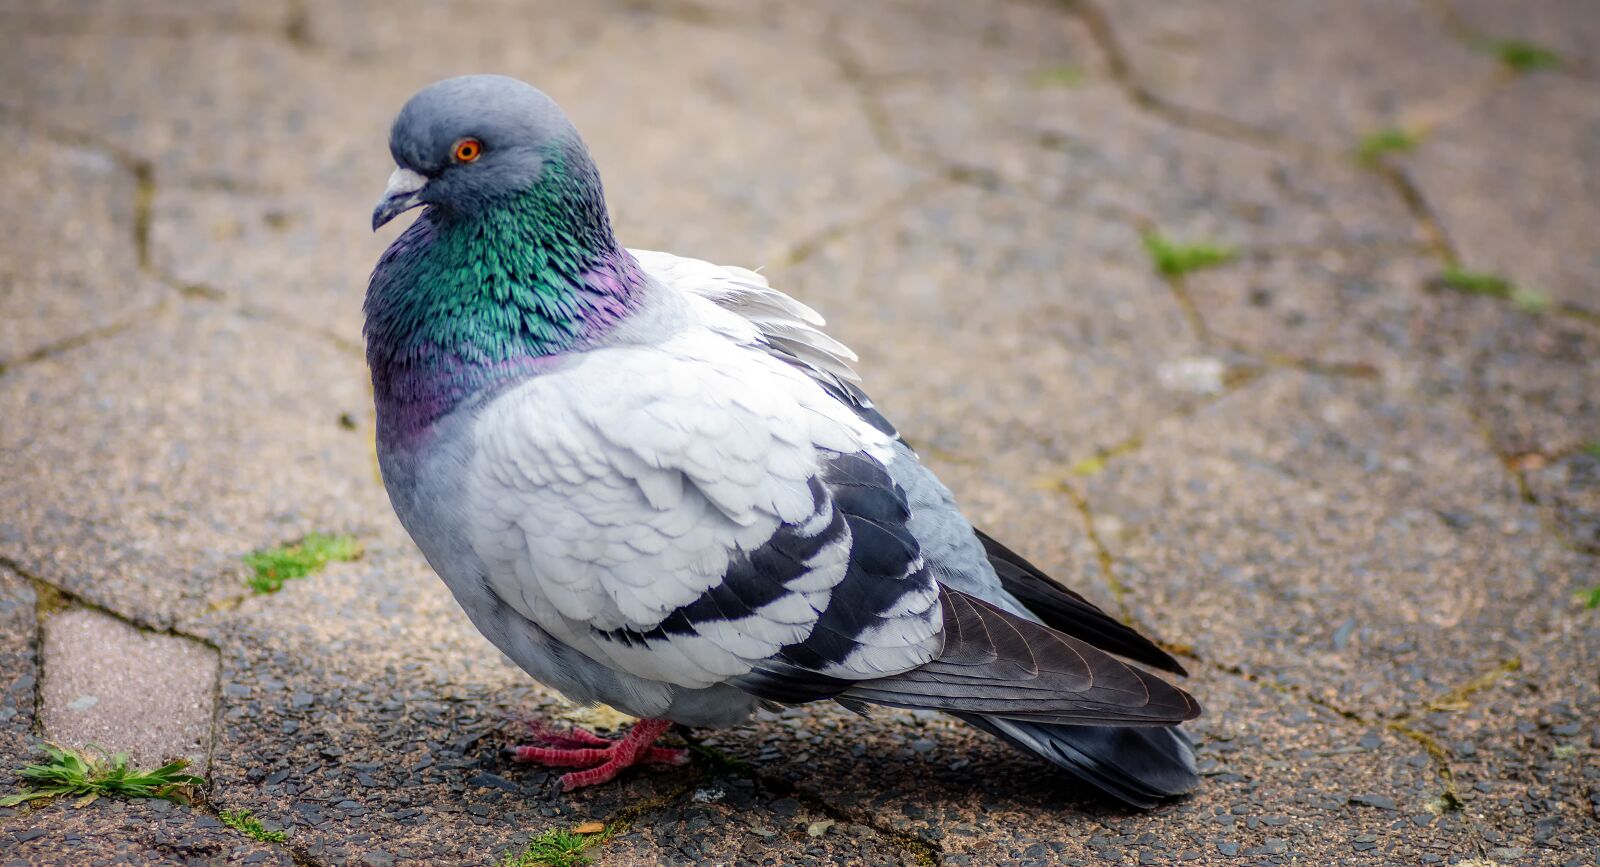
[382,74,593,221]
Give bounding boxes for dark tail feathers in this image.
[955,713,1199,809]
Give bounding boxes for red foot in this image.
[509,718,689,790]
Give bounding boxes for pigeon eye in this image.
[453,138,483,163]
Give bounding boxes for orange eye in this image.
[453,138,482,163]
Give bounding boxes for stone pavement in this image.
[1,0,1596,864]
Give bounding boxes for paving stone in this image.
[875,70,1422,251]
[0,567,39,806]
[0,29,398,195]
[303,0,607,73]
[1406,74,1600,313]
[1443,0,1600,75]
[1416,291,1600,458]
[149,185,388,351]
[1099,0,1494,149]
[1,798,293,867]
[545,14,928,270]
[1080,370,1593,714]
[38,607,218,770]
[0,114,167,367]
[0,301,383,628]
[783,184,1209,469]
[597,784,907,866]
[1183,248,1441,373]
[1524,449,1600,554]
[145,9,925,342]
[0,0,291,30]
[1403,610,1600,859]
[175,540,702,867]
[829,0,1108,83]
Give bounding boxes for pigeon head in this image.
[372,75,593,230]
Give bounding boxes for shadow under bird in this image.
[365,74,1201,806]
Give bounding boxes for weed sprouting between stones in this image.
[1,743,204,807]
[1142,232,1237,278]
[499,825,616,867]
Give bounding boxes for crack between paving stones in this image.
[1421,0,1598,83]
[0,103,366,363]
[1454,358,1600,558]
[825,20,1014,204]
[0,300,170,380]
[1057,0,1510,315]
[1061,0,1334,163]
[773,177,949,270]
[0,103,366,364]
[0,564,323,865]
[1055,481,1134,625]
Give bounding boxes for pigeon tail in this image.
[955,714,1199,808]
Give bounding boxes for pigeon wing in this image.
[466,326,940,692]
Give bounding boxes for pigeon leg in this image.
[510,717,689,790]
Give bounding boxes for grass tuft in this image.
[1583,440,1600,460]
[1357,127,1420,163]
[1582,587,1600,610]
[499,825,616,867]
[1480,38,1563,72]
[220,808,287,843]
[244,532,363,594]
[1,744,204,807]
[1142,232,1236,277]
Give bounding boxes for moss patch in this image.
[1478,38,1563,72]
[220,808,287,843]
[244,532,363,594]
[1030,65,1086,87]
[1357,127,1420,164]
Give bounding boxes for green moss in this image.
[1437,266,1513,298]
[1435,267,1550,313]
[1480,38,1563,72]
[1583,440,1600,460]
[243,533,363,594]
[500,826,614,867]
[220,809,287,843]
[1069,455,1106,477]
[1510,287,1550,314]
[1582,586,1600,610]
[1357,127,1420,163]
[1143,232,1237,277]
[1030,65,1086,87]
[1,744,204,807]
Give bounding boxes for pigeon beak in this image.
[371,167,428,230]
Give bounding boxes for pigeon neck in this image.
[365,146,645,440]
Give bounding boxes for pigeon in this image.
[365,74,1201,805]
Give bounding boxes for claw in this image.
[509,717,688,790]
